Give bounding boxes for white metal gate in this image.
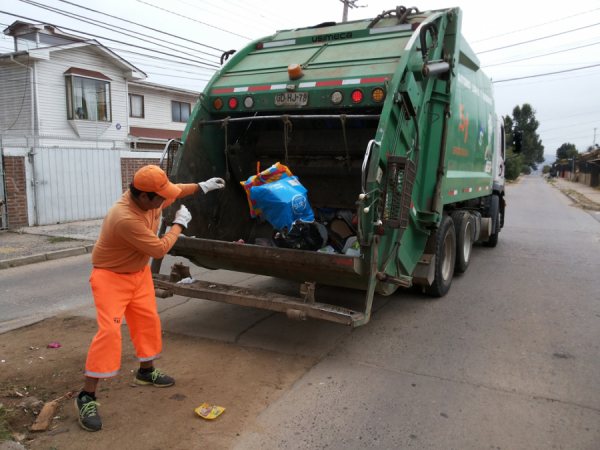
[32,147,121,225]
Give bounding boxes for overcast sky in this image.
[2,0,600,162]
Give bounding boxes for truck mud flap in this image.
[152,275,365,326]
[169,236,368,290]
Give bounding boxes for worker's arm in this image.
[113,218,184,259]
[162,179,225,209]
[162,184,199,209]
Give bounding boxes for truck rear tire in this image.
[450,211,472,274]
[483,194,500,248]
[425,215,456,297]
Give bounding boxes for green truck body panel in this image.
[165,7,504,325]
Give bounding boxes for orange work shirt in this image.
[91,184,198,273]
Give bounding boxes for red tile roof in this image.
[64,67,111,81]
[129,127,183,140]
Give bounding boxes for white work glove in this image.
[198,177,226,194]
[173,205,192,230]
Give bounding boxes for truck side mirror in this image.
[512,131,523,154]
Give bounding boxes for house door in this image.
[32,147,122,225]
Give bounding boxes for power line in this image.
[483,40,600,68]
[493,63,600,83]
[476,22,600,54]
[135,0,251,40]
[0,10,220,68]
[492,69,600,87]
[542,129,595,142]
[192,0,282,31]
[472,6,600,43]
[56,0,223,54]
[221,0,297,27]
[539,119,600,133]
[17,0,220,64]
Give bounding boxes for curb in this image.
[0,244,94,270]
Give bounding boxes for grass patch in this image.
[0,404,14,442]
[46,236,78,243]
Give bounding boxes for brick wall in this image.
[121,158,160,192]
[3,156,28,228]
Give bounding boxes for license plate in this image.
[275,92,308,107]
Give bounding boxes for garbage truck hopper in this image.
[153,6,511,327]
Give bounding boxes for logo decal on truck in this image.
[458,105,469,143]
[312,32,353,42]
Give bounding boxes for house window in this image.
[65,75,111,121]
[172,101,190,122]
[129,94,144,118]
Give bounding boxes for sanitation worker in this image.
[76,165,225,432]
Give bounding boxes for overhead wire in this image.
[493,69,600,87]
[538,119,600,133]
[18,0,220,61]
[56,0,223,54]
[493,63,600,83]
[135,0,252,40]
[192,0,283,30]
[472,6,600,43]
[0,10,220,68]
[476,22,600,54]
[221,0,298,27]
[483,40,600,68]
[16,0,221,64]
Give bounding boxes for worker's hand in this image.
[198,178,226,194]
[173,205,192,230]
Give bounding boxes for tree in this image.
[505,104,545,170]
[556,142,578,160]
[521,165,531,175]
[585,144,599,153]
[542,165,551,174]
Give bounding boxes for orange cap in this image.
[133,166,181,199]
[287,63,303,80]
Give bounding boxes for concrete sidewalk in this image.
[551,176,600,206]
[0,219,102,269]
[19,218,104,241]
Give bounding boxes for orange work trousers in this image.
[85,265,161,378]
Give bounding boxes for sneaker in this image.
[75,394,102,432]
[134,368,175,388]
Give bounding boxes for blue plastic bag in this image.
[249,175,314,231]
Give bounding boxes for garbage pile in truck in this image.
[241,162,361,257]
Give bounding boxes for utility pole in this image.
[594,127,597,149]
[339,0,366,23]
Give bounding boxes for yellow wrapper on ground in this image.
[195,403,225,419]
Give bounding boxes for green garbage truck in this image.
[152,5,517,327]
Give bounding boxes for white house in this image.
[0,21,200,228]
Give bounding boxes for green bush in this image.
[521,165,531,175]
[542,165,551,174]
[505,154,522,180]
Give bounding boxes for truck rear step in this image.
[152,274,365,326]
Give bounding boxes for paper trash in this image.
[195,403,225,420]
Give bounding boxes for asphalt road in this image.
[1,175,599,449]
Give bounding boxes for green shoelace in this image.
[151,368,164,383]
[80,400,100,418]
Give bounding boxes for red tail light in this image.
[351,89,363,103]
[228,97,238,109]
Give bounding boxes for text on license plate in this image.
[275,92,308,107]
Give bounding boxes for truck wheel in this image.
[483,213,500,248]
[483,193,500,248]
[483,209,499,248]
[425,215,456,297]
[450,211,472,274]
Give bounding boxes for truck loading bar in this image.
[212,77,390,95]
